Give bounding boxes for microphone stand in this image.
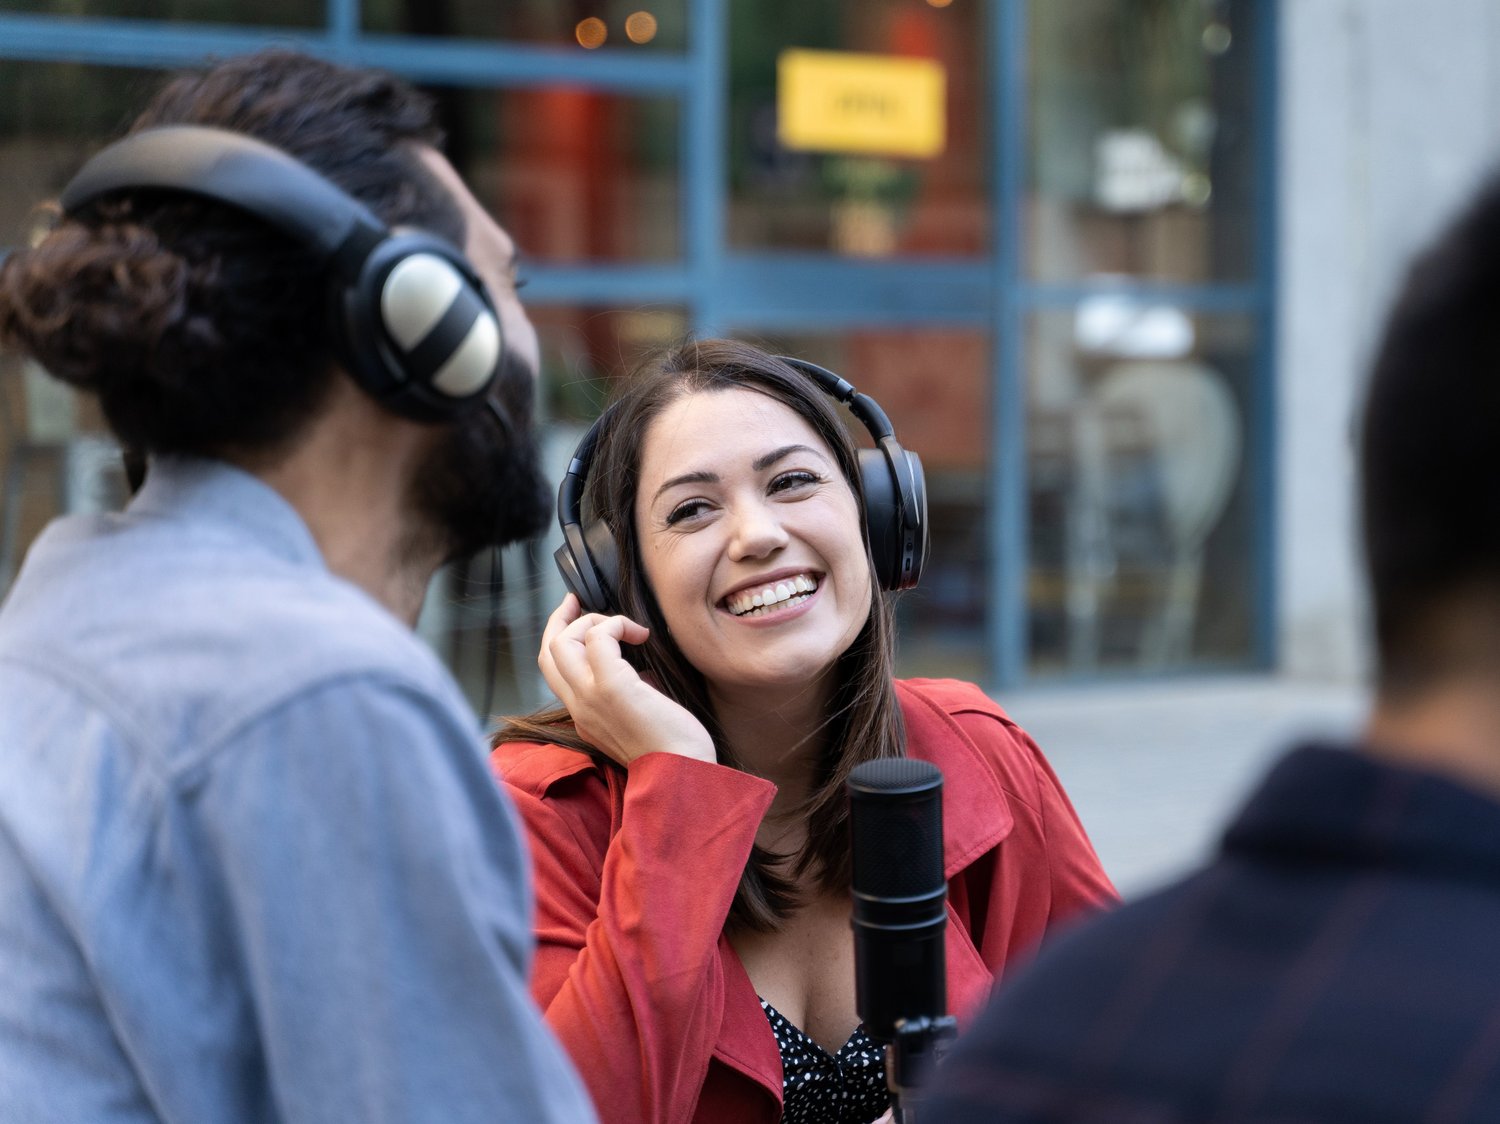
[887,1013,959,1123]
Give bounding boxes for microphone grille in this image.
[848,757,942,795]
[848,759,944,899]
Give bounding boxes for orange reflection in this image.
[926,0,954,7]
[575,17,607,48]
[625,11,658,44]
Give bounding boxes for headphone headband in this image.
[59,124,504,423]
[61,126,384,263]
[781,356,897,443]
[553,354,928,615]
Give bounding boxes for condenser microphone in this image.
[848,758,957,1121]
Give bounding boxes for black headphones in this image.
[554,356,928,615]
[59,124,504,423]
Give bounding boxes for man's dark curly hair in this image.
[0,49,462,459]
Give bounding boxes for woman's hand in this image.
[538,593,717,767]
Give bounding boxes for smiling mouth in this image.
[723,574,820,618]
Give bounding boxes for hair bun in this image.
[0,218,199,395]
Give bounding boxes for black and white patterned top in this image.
[760,997,891,1124]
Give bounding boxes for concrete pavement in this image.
[998,675,1370,898]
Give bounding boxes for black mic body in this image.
[848,758,958,1122]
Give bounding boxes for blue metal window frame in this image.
[0,0,1277,689]
[985,0,1280,686]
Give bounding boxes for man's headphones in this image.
[554,356,928,615]
[58,125,503,423]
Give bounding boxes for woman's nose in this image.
[727,501,790,560]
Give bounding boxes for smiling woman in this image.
[635,386,873,705]
[490,339,1118,1124]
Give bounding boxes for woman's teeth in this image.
[726,574,818,617]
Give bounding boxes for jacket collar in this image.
[128,454,324,571]
[1224,743,1500,889]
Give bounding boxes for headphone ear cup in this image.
[338,233,502,421]
[582,519,620,613]
[379,251,500,396]
[554,518,620,616]
[899,448,929,589]
[858,447,902,591]
[858,444,929,591]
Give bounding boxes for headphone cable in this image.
[481,543,502,730]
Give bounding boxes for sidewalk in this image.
[998,675,1370,899]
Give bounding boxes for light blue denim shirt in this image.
[0,457,595,1124]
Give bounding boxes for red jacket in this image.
[492,678,1117,1124]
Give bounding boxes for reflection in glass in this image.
[1028,0,1255,282]
[433,86,680,264]
[733,327,989,685]
[0,65,168,231]
[4,0,319,23]
[362,0,687,51]
[1026,308,1256,675]
[531,304,689,425]
[727,0,987,257]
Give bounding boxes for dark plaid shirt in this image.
[929,743,1500,1124]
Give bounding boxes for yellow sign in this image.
[777,49,946,159]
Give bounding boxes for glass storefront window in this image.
[4,0,320,24]
[1028,0,1256,282]
[435,86,680,264]
[362,0,688,52]
[530,303,689,424]
[0,65,169,193]
[731,326,990,685]
[727,0,988,257]
[1026,306,1257,675]
[0,1,1275,692]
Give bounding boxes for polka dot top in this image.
[759,997,891,1124]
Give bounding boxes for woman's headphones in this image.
[58,124,503,423]
[554,356,929,615]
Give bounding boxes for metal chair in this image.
[1067,359,1241,668]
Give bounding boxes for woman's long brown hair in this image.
[496,338,906,932]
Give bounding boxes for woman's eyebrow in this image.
[653,470,717,503]
[753,444,822,471]
[652,445,826,504]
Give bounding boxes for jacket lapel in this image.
[896,680,1015,879]
[711,938,784,1114]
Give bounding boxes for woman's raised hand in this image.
[539,593,717,767]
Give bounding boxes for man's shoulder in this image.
[0,510,465,777]
[938,869,1222,1099]
[940,816,1500,1121]
[1003,870,1208,1000]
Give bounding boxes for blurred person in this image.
[928,167,1500,1123]
[490,338,1118,1124]
[0,50,595,1123]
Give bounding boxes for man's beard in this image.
[408,345,552,565]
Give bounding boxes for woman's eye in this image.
[665,500,710,526]
[770,470,820,494]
